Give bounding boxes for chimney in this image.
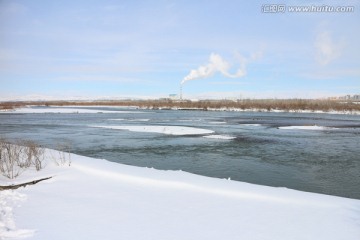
[180,84,183,100]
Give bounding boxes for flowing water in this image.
[1,106,360,199]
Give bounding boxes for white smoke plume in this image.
[181,52,261,85]
[315,31,342,66]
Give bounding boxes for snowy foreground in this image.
[1,150,360,240]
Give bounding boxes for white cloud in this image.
[314,31,342,66]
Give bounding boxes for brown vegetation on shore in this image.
[0,102,25,110]
[1,99,360,112]
[0,138,45,179]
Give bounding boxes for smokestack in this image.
[180,84,183,100]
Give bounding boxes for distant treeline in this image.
[1,99,360,112]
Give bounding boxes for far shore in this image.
[1,99,360,115]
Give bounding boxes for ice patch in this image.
[128,119,150,122]
[278,126,337,130]
[241,124,262,127]
[2,107,146,114]
[108,119,150,122]
[92,125,214,135]
[108,118,126,121]
[203,135,236,140]
[178,119,202,122]
[209,121,227,124]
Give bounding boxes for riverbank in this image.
[1,105,360,115]
[1,99,360,114]
[1,149,360,240]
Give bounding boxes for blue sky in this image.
[1,0,359,100]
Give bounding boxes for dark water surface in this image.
[1,106,359,199]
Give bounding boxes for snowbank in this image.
[92,125,214,135]
[0,150,359,240]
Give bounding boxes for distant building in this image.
[169,94,178,100]
[338,94,360,100]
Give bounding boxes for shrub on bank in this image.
[0,138,71,179]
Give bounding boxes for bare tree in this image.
[0,139,22,179]
[53,142,71,167]
[32,144,45,171]
[0,138,47,178]
[17,140,33,168]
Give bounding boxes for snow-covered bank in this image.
[1,150,360,240]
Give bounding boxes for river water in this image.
[1,106,359,199]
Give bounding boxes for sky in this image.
[0,0,359,100]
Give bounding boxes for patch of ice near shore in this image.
[279,125,337,130]
[240,124,262,127]
[92,125,214,135]
[128,119,150,122]
[1,107,145,114]
[108,119,150,122]
[178,119,203,122]
[108,118,126,121]
[203,135,236,140]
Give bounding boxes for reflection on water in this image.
[1,107,360,199]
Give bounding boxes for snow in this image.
[203,135,236,140]
[0,107,145,114]
[0,191,34,239]
[0,150,359,240]
[278,125,337,130]
[91,125,215,135]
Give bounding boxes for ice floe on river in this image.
[1,107,145,114]
[108,118,150,122]
[203,135,236,140]
[92,125,214,135]
[278,125,338,130]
